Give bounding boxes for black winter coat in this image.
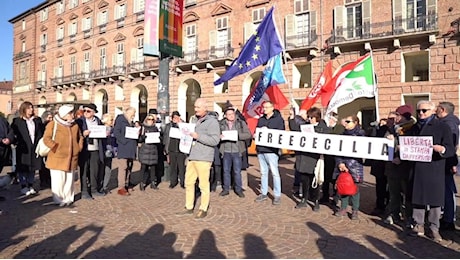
[11,117,44,172]
[138,124,159,165]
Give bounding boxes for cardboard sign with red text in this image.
[398,136,433,162]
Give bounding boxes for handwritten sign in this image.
[88,125,107,138]
[178,123,196,154]
[255,128,394,161]
[125,127,140,140]
[169,127,181,139]
[399,136,433,162]
[300,124,315,133]
[145,132,161,144]
[221,130,238,141]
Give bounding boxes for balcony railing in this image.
[330,14,437,44]
[285,32,318,50]
[57,39,63,47]
[40,45,46,52]
[83,29,92,39]
[135,12,144,22]
[116,18,125,28]
[99,24,107,34]
[176,46,233,65]
[35,80,47,89]
[14,51,31,60]
[69,34,76,43]
[127,59,159,73]
[90,66,126,79]
[51,73,89,86]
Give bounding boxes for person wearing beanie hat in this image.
[43,103,83,206]
[396,104,413,119]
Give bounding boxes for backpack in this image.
[336,171,357,196]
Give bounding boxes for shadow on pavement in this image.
[243,233,275,259]
[84,223,182,258]
[186,229,225,259]
[306,222,382,258]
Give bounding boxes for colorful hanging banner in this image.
[144,0,160,56]
[159,0,184,57]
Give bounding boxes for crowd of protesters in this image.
[0,99,458,242]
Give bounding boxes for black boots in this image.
[313,200,320,212]
[140,182,145,191]
[150,182,158,190]
[295,198,308,208]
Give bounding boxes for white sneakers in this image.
[21,187,37,196]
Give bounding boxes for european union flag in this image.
[213,7,283,86]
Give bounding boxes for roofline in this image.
[8,0,59,23]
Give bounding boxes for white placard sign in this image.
[169,127,181,139]
[88,125,107,138]
[300,124,315,133]
[221,130,238,141]
[145,132,161,144]
[125,127,140,139]
[398,136,433,162]
[178,123,196,154]
[254,128,394,161]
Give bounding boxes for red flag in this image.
[321,54,369,107]
[299,60,333,111]
[243,84,289,134]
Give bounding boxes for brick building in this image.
[9,0,460,126]
[0,81,13,116]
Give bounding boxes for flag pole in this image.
[370,50,380,122]
[273,5,294,108]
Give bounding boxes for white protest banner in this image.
[88,125,107,138]
[398,136,433,162]
[145,132,161,144]
[125,127,140,139]
[300,124,315,133]
[254,128,394,161]
[221,130,238,141]
[169,127,181,139]
[178,123,196,154]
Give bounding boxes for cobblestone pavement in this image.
[0,156,459,258]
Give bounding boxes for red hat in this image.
[396,104,413,118]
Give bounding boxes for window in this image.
[293,62,312,89]
[40,34,47,52]
[184,25,197,61]
[98,10,108,25]
[57,27,64,40]
[407,0,428,30]
[56,58,63,78]
[21,41,26,52]
[39,63,46,82]
[209,21,231,59]
[69,22,78,36]
[69,0,78,9]
[19,61,28,81]
[216,17,228,30]
[83,52,90,73]
[100,47,106,70]
[22,20,26,30]
[294,0,309,14]
[115,4,127,19]
[394,0,436,33]
[70,56,77,76]
[136,38,144,63]
[40,8,48,22]
[116,43,125,66]
[346,4,362,39]
[82,16,92,30]
[403,51,429,82]
[134,0,145,13]
[57,1,65,14]
[252,8,265,23]
[285,11,316,48]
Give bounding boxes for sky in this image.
[1,0,44,81]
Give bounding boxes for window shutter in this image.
[131,48,137,64]
[362,0,371,37]
[309,11,316,44]
[227,27,232,55]
[427,0,436,29]
[334,6,345,39]
[243,22,254,43]
[392,0,405,33]
[209,30,217,55]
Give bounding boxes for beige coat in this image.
[43,118,83,172]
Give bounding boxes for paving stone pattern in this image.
[0,156,459,258]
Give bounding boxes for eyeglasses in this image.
[416,109,430,114]
[344,120,354,124]
[83,109,93,113]
[146,118,154,121]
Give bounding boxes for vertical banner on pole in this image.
[159,0,184,57]
[144,0,160,56]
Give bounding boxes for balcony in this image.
[116,18,125,28]
[40,45,46,52]
[51,72,90,89]
[329,14,438,48]
[57,39,63,47]
[35,80,47,93]
[99,24,107,34]
[127,59,160,79]
[83,29,92,39]
[285,32,318,58]
[135,12,144,22]
[175,46,234,72]
[14,51,31,61]
[89,66,126,84]
[69,34,76,43]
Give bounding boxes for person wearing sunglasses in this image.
[76,103,107,200]
[137,114,161,191]
[333,115,365,220]
[408,100,455,242]
[436,101,460,231]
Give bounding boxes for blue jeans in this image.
[18,171,35,187]
[257,153,281,198]
[222,152,243,193]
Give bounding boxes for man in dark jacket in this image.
[0,116,14,174]
[254,101,285,205]
[76,103,106,199]
[163,111,186,189]
[410,100,455,242]
[219,106,252,198]
[436,101,459,231]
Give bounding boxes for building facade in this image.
[0,81,13,116]
[9,0,460,126]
